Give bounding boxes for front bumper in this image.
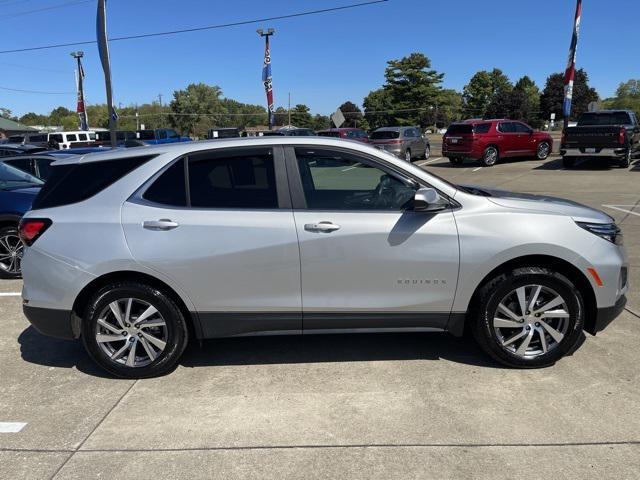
[588,295,627,335]
[23,305,79,340]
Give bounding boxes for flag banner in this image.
[96,0,117,130]
[76,60,89,131]
[563,0,582,118]
[261,37,274,128]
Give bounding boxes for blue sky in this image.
[1,0,639,118]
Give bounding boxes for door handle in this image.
[304,221,341,233]
[143,219,179,231]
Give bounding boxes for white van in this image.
[48,131,96,150]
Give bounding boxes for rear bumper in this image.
[588,295,627,335]
[561,147,628,159]
[23,305,79,340]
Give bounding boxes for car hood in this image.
[462,185,613,223]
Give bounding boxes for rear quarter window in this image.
[32,155,156,210]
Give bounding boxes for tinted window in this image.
[513,123,532,133]
[78,133,88,141]
[143,160,187,207]
[66,134,78,142]
[167,130,179,139]
[32,155,155,210]
[498,122,515,133]
[446,124,473,135]
[473,123,491,134]
[4,157,31,173]
[51,134,63,143]
[295,147,416,211]
[370,130,400,140]
[577,112,632,126]
[138,130,156,140]
[34,158,54,181]
[0,162,42,188]
[187,148,277,209]
[318,131,340,138]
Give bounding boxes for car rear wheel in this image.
[0,226,23,279]
[471,267,584,368]
[481,146,498,167]
[536,142,551,160]
[422,145,430,160]
[562,156,575,169]
[82,281,189,378]
[404,149,412,162]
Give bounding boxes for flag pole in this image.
[563,0,582,130]
[71,51,89,131]
[97,0,118,148]
[258,28,275,130]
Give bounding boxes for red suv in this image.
[443,119,553,167]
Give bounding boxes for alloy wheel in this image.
[484,147,498,166]
[95,298,168,368]
[492,285,570,358]
[537,142,550,160]
[0,233,23,274]
[405,150,412,162]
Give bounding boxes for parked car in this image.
[0,144,49,157]
[561,110,640,168]
[7,133,50,148]
[277,127,317,136]
[48,131,95,150]
[20,138,627,377]
[443,120,553,167]
[94,130,137,147]
[0,162,43,278]
[207,128,241,139]
[317,128,370,143]
[370,126,430,162]
[137,129,191,145]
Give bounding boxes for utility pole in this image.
[96,0,117,148]
[288,92,291,128]
[70,51,88,131]
[157,93,163,108]
[257,28,275,129]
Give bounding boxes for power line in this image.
[0,86,75,95]
[0,0,93,19]
[0,0,389,54]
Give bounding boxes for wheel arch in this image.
[462,254,597,335]
[72,270,203,340]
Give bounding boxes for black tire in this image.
[481,146,499,167]
[448,157,463,166]
[404,149,412,162]
[422,145,431,160]
[471,267,584,368]
[619,150,631,168]
[82,281,189,378]
[562,156,575,169]
[536,141,551,160]
[0,226,23,279]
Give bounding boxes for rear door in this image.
[287,145,459,332]
[122,146,302,337]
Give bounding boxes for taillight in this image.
[561,132,566,146]
[619,127,626,145]
[389,139,402,144]
[18,218,51,246]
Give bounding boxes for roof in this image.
[0,117,38,133]
[373,126,418,131]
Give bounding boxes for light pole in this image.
[97,0,118,148]
[257,28,275,129]
[70,51,88,131]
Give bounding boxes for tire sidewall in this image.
[537,142,550,160]
[483,147,498,166]
[0,226,22,279]
[82,283,188,378]
[476,271,584,368]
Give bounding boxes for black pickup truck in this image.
[561,110,640,168]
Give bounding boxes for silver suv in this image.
[370,126,430,162]
[20,137,628,378]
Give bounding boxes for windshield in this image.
[577,112,631,126]
[0,162,43,189]
[370,130,400,140]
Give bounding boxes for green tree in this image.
[540,69,599,121]
[602,79,640,118]
[169,83,226,137]
[463,69,513,119]
[363,88,394,130]
[19,112,49,126]
[1,108,15,120]
[337,101,369,130]
[508,76,541,126]
[289,104,314,128]
[432,89,463,127]
[312,114,330,131]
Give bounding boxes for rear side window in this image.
[66,134,78,142]
[143,160,187,207]
[32,155,155,210]
[187,148,277,209]
[473,123,491,134]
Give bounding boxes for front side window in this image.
[513,123,532,133]
[295,147,416,211]
[187,148,277,209]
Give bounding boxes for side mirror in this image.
[413,187,448,212]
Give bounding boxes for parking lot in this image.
[1,150,639,480]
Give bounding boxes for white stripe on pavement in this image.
[603,205,640,217]
[0,422,27,433]
[472,167,483,172]
[0,292,21,297]
[416,157,442,166]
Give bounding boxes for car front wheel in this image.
[536,142,551,160]
[82,282,189,378]
[471,267,584,368]
[0,226,23,279]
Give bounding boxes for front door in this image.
[287,146,460,332]
[122,146,302,337]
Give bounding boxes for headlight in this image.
[577,222,623,245]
